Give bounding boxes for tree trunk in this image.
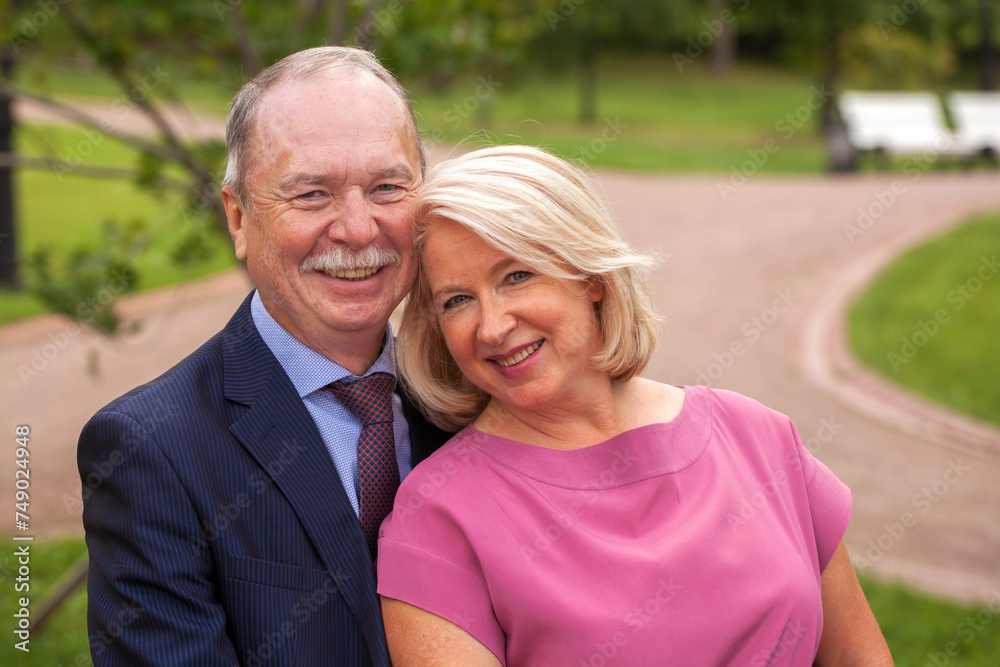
[329,0,349,46]
[232,4,261,77]
[0,40,19,290]
[981,0,996,91]
[355,0,377,51]
[819,20,841,132]
[711,3,737,77]
[578,48,598,124]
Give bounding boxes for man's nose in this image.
[330,191,380,248]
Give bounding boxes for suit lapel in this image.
[221,295,390,665]
[400,389,453,466]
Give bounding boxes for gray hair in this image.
[222,46,425,208]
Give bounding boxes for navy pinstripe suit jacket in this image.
[79,292,450,666]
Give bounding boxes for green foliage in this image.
[843,24,959,88]
[27,218,145,335]
[0,124,236,325]
[849,212,1000,427]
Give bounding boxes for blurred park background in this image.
[1,0,999,664]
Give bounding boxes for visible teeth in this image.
[497,341,541,367]
[330,266,379,280]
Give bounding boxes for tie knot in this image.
[323,372,395,426]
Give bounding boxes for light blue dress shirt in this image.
[250,291,412,517]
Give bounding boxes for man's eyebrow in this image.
[374,164,415,181]
[279,173,324,191]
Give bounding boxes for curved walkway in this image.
[4,100,1000,604]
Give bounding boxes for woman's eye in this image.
[508,270,531,284]
[442,295,470,311]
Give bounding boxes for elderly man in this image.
[78,46,449,666]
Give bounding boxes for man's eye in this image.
[375,184,400,192]
[298,190,322,199]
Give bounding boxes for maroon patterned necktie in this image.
[322,372,399,560]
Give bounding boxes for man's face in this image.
[224,72,422,370]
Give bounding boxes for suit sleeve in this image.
[80,408,240,666]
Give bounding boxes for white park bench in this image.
[830,91,979,170]
[948,91,1000,157]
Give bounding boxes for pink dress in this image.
[378,386,851,666]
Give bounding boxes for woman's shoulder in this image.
[697,385,792,426]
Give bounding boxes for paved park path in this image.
[4,98,999,605]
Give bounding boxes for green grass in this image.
[0,538,89,665]
[849,213,1000,427]
[859,575,1000,666]
[0,539,997,664]
[1,124,237,324]
[24,55,834,174]
[406,55,829,173]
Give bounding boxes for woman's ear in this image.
[587,276,605,304]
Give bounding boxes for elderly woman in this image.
[377,145,892,666]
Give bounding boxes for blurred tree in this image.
[982,0,996,90]
[531,0,694,123]
[3,0,318,332]
[0,2,20,290]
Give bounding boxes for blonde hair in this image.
[397,144,660,431]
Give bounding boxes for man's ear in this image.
[221,185,248,262]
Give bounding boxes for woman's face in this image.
[420,218,604,417]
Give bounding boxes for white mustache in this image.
[300,245,401,273]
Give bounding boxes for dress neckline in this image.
[453,385,712,490]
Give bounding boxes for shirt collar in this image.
[250,291,397,398]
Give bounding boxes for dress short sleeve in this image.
[377,440,508,664]
[789,420,852,571]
